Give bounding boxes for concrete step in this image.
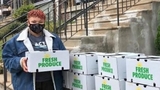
[103,0,142,14]
[76,11,100,20]
[63,39,81,47]
[93,20,129,29]
[96,2,151,19]
[60,25,118,38]
[67,24,84,30]
[96,0,152,16]
[64,1,95,13]
[66,20,95,30]
[101,0,136,11]
[65,46,80,52]
[0,16,13,27]
[62,37,81,47]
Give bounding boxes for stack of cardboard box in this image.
[126,56,160,90]
[95,52,144,90]
[63,52,99,90]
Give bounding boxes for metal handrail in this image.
[1,1,53,90]
[116,0,140,26]
[0,1,52,30]
[1,0,142,90]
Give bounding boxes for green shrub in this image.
[13,4,35,22]
[155,25,160,54]
[45,21,54,32]
[0,22,27,39]
[45,20,64,33]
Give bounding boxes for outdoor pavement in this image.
[0,72,13,90]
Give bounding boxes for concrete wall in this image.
[118,2,160,55]
[80,36,108,52]
[71,2,160,55]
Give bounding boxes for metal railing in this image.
[54,0,116,40]
[1,2,54,90]
[0,0,141,89]
[117,0,140,26]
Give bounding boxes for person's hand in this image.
[20,57,28,72]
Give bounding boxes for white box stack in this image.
[95,75,125,90]
[126,56,160,89]
[70,52,99,90]
[95,52,145,90]
[126,81,160,90]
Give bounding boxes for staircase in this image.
[61,0,158,54]
[1,0,160,89]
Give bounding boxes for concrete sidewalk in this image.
[0,72,13,90]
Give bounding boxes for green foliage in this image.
[13,4,35,22]
[45,20,64,33]
[0,22,27,39]
[0,40,2,62]
[0,22,26,62]
[158,11,160,25]
[45,21,54,32]
[22,0,32,5]
[155,25,160,54]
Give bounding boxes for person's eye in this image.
[39,22,44,24]
[31,21,37,24]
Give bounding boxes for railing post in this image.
[47,7,50,31]
[117,0,120,26]
[3,66,7,90]
[3,38,7,90]
[69,0,73,37]
[52,0,57,34]
[122,0,123,13]
[58,0,62,38]
[134,0,136,4]
[85,0,88,36]
[126,0,127,10]
[64,0,67,40]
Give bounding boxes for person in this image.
[2,9,65,90]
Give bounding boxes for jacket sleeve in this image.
[58,37,66,50]
[53,33,66,50]
[2,40,22,73]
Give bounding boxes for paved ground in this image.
[0,72,13,90]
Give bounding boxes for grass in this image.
[0,40,3,62]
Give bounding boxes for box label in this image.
[38,53,61,67]
[132,62,153,80]
[72,57,83,70]
[72,75,83,89]
[101,59,113,73]
[100,80,111,90]
[136,87,141,90]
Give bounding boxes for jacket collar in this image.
[17,27,56,41]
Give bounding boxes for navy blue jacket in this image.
[2,28,66,90]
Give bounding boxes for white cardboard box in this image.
[26,50,70,72]
[95,75,125,90]
[126,81,160,90]
[63,71,71,89]
[70,72,96,90]
[70,53,98,74]
[98,53,145,80]
[126,56,160,87]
